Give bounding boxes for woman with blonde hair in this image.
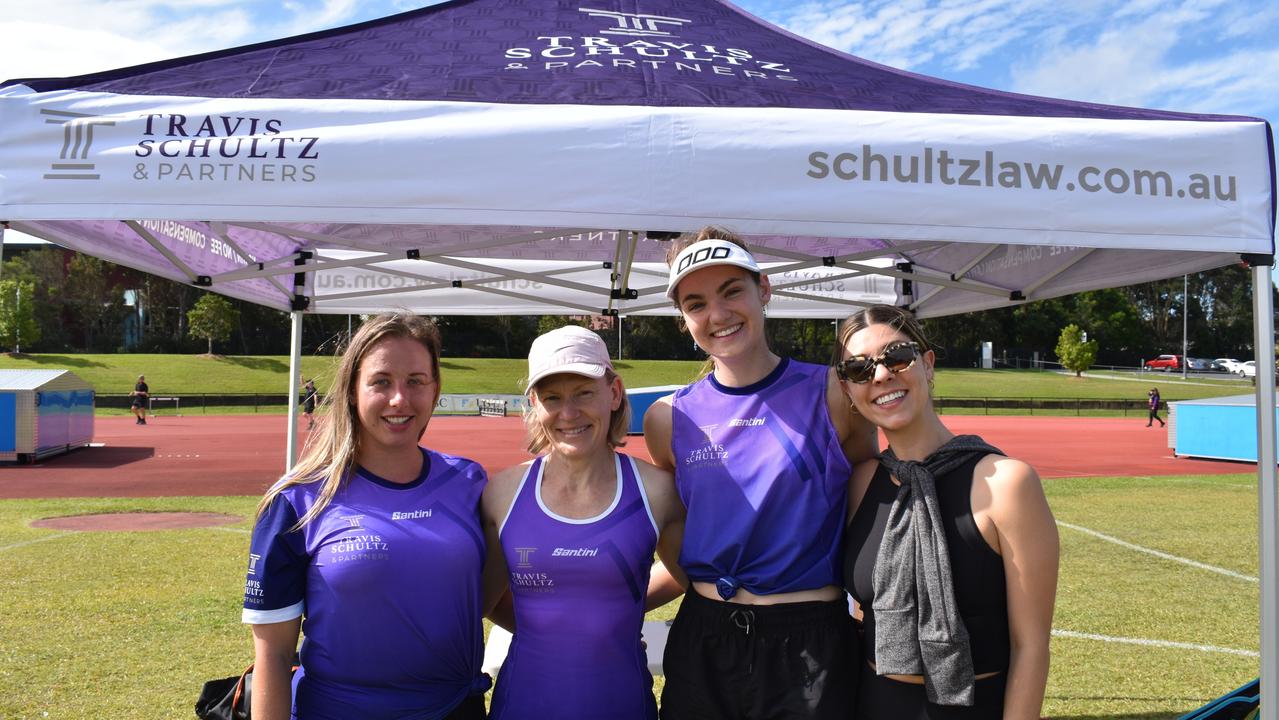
[242,313,490,720]
[644,226,877,719]
[836,304,1057,719]
[482,324,685,719]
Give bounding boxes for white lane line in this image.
[1052,629,1258,657]
[210,527,251,534]
[0,532,73,552]
[1156,477,1252,489]
[1057,520,1258,583]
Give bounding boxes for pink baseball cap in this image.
[526,325,613,388]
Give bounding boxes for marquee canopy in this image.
[1,0,1277,714]
[0,0,1271,319]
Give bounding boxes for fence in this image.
[936,397,1153,416]
[98,393,531,416]
[98,393,1155,417]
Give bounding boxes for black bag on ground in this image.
[195,664,253,720]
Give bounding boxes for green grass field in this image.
[0,353,1253,408]
[0,474,1260,719]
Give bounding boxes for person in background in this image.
[302,379,318,430]
[131,374,149,426]
[836,304,1058,720]
[242,313,490,720]
[482,325,685,720]
[644,226,878,720]
[1147,387,1165,427]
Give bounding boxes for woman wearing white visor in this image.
[644,227,878,720]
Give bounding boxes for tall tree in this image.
[4,247,72,351]
[64,254,125,351]
[1055,324,1098,377]
[0,279,40,353]
[187,293,240,355]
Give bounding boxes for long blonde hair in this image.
[255,313,442,528]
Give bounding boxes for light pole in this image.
[1181,274,1189,380]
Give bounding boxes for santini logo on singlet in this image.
[551,547,599,557]
[391,509,432,520]
[728,417,765,427]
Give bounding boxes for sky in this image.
[1,0,1277,272]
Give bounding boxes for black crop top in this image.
[844,455,1010,674]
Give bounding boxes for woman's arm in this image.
[481,464,526,624]
[250,617,301,720]
[981,456,1059,720]
[637,460,687,610]
[642,396,676,472]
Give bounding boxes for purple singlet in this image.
[670,358,851,599]
[490,453,659,720]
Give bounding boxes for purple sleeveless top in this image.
[490,452,659,720]
[671,358,851,598]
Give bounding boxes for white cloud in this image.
[1008,2,1279,118]
[0,22,180,81]
[0,1,258,82]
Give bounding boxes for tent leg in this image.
[1252,264,1276,720]
[285,311,303,472]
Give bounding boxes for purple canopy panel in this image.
[3,0,1257,122]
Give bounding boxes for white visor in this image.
[665,239,761,300]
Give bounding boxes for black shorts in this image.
[660,590,858,720]
[443,693,485,720]
[854,661,1006,720]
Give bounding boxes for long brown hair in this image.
[666,226,766,378]
[256,313,442,528]
[833,305,932,364]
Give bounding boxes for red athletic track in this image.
[0,414,1255,499]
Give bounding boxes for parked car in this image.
[1215,358,1242,373]
[1186,357,1214,372]
[1239,361,1256,378]
[1144,355,1181,371]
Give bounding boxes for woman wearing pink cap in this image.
[645,226,878,719]
[481,325,685,720]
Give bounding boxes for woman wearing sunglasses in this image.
[644,226,877,719]
[835,305,1058,720]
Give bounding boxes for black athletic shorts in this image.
[443,693,486,720]
[854,661,1006,719]
[660,589,858,720]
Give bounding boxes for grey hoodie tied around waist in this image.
[871,434,1003,707]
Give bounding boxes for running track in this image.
[0,414,1255,499]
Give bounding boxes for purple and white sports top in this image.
[671,358,851,598]
[242,448,489,720]
[490,453,659,720]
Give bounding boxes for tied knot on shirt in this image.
[871,434,1003,707]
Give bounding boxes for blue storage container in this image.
[0,370,95,462]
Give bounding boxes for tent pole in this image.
[286,311,303,472]
[1251,261,1276,720]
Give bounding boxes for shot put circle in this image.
[31,512,243,532]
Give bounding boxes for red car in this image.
[1144,354,1181,371]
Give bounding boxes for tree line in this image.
[0,246,1269,367]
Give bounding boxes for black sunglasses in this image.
[835,342,922,384]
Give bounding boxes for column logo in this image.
[578,7,692,37]
[41,109,116,180]
[514,547,537,568]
